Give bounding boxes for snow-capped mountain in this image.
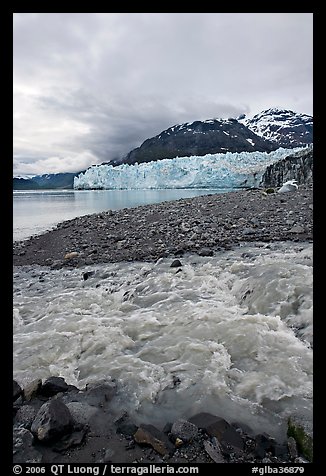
[243,108,313,148]
[121,117,277,165]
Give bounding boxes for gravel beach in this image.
[13,185,313,268]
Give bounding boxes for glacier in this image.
[74,148,303,190]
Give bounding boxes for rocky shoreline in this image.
[13,185,313,269]
[13,377,312,464]
[13,185,313,464]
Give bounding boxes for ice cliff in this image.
[73,148,304,190]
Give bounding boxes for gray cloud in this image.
[13,13,313,175]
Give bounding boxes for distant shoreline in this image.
[13,185,313,269]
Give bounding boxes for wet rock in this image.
[13,427,43,463]
[40,376,69,397]
[23,379,42,401]
[134,424,174,456]
[170,259,182,268]
[171,419,198,443]
[65,402,98,426]
[31,399,74,442]
[203,439,225,463]
[83,271,95,280]
[188,412,244,450]
[14,405,37,430]
[13,380,23,401]
[254,433,276,459]
[197,248,214,257]
[84,381,116,407]
[272,443,288,458]
[287,416,313,462]
[287,436,298,459]
[52,428,87,452]
[115,417,138,437]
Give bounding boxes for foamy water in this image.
[13,241,312,440]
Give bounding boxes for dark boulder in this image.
[188,412,243,449]
[40,376,69,397]
[170,259,182,268]
[134,424,174,456]
[254,433,276,459]
[31,399,74,442]
[171,418,198,443]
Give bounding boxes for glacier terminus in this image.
[73,147,304,190]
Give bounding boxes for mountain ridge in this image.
[14,108,313,189]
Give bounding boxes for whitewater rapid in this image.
[13,241,312,440]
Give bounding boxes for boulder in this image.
[203,439,225,463]
[254,433,276,459]
[171,419,198,443]
[14,405,37,430]
[188,412,243,449]
[134,424,174,456]
[84,381,116,407]
[23,379,42,401]
[40,376,69,397]
[31,399,74,442]
[66,402,98,426]
[13,427,42,463]
[170,259,182,268]
[13,380,22,401]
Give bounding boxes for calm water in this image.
[13,188,228,241]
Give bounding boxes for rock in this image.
[52,429,86,452]
[188,412,244,449]
[14,405,37,430]
[50,260,64,270]
[272,443,288,458]
[134,424,174,456]
[84,381,116,407]
[170,259,182,268]
[40,376,69,397]
[287,416,313,462]
[242,227,256,235]
[114,413,138,436]
[203,439,225,463]
[66,402,98,426]
[287,436,298,459]
[254,433,276,459]
[13,427,42,463]
[23,379,42,401]
[197,248,214,257]
[261,147,313,188]
[171,419,198,443]
[83,271,94,280]
[64,251,79,260]
[31,399,74,442]
[13,380,23,401]
[289,225,305,233]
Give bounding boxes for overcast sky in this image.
[13,12,313,175]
